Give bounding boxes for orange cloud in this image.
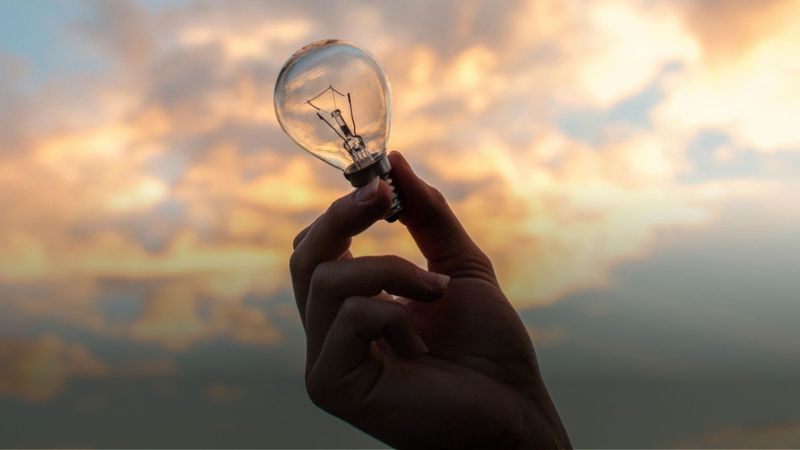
[655,1,800,152]
[500,0,699,108]
[682,420,800,448]
[0,335,108,402]
[420,129,711,305]
[207,383,243,402]
[115,357,179,378]
[679,0,796,63]
[0,0,794,356]
[131,280,281,351]
[527,326,569,348]
[178,18,312,61]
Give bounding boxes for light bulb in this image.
[274,39,402,221]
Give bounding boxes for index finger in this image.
[290,176,393,326]
[389,151,496,283]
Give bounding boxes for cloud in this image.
[506,0,699,108]
[115,357,178,377]
[418,128,711,305]
[654,0,800,152]
[131,279,281,351]
[0,335,108,402]
[526,326,569,348]
[177,17,313,61]
[207,383,243,402]
[677,0,795,63]
[682,420,800,448]
[0,0,795,354]
[79,0,154,69]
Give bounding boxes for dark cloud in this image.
[78,0,154,68]
[0,51,32,154]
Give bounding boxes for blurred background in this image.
[1,0,799,447]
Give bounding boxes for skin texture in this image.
[290,152,571,449]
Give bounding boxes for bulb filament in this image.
[307,85,372,169]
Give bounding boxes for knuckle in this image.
[428,185,447,206]
[309,261,337,292]
[288,251,305,275]
[380,299,407,322]
[386,300,407,318]
[379,254,407,269]
[382,255,418,284]
[292,229,306,250]
[394,254,412,266]
[306,375,333,410]
[474,249,493,269]
[331,194,349,210]
[380,255,416,282]
[339,296,365,320]
[326,198,348,227]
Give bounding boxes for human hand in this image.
[290,152,571,449]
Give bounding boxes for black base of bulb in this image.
[343,153,402,222]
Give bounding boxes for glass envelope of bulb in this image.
[274,40,392,172]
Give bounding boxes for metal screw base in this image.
[381,172,402,222]
[344,153,402,222]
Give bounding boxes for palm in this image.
[362,278,542,448]
[406,277,536,382]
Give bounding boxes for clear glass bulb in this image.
[274,39,401,220]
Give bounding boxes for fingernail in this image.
[419,270,450,290]
[354,176,379,203]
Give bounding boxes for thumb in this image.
[389,151,496,282]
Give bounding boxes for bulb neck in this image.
[343,153,402,222]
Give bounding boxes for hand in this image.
[290,152,571,449]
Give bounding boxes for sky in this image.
[0,0,799,447]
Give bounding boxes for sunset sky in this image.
[1,0,799,447]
